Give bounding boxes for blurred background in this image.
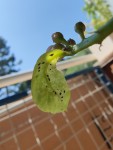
[0,0,113,150]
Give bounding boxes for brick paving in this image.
[0,72,113,150]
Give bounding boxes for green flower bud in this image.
[67,38,76,45]
[74,22,86,40]
[53,43,65,49]
[52,32,63,43]
[46,44,65,52]
[52,32,69,46]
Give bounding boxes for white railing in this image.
[0,54,97,88]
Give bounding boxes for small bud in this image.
[46,44,65,52]
[46,45,54,52]
[51,32,69,46]
[74,22,86,40]
[63,47,69,51]
[52,32,64,43]
[53,43,65,49]
[67,38,76,45]
[75,22,86,32]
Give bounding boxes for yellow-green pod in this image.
[31,49,70,114]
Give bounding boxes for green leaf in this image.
[31,49,70,114]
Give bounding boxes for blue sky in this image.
[0,0,89,72]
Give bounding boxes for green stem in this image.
[69,17,113,55]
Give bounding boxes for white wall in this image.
[89,33,113,67]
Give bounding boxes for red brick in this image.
[59,126,73,141]
[70,89,80,100]
[29,106,47,124]
[0,118,13,141]
[52,114,67,128]
[31,144,41,150]
[86,81,96,91]
[0,138,18,150]
[66,137,81,150]
[93,92,105,103]
[101,88,110,98]
[89,123,104,146]
[82,112,92,124]
[35,120,54,141]
[65,105,79,122]
[17,128,37,150]
[78,129,97,150]
[77,85,88,96]
[76,101,88,114]
[108,97,113,107]
[42,133,61,150]
[56,145,65,150]
[85,96,96,108]
[100,142,111,150]
[92,107,102,117]
[11,110,29,130]
[71,118,84,133]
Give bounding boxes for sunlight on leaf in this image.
[31,49,70,114]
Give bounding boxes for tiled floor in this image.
[0,71,113,150]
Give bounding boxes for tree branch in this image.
[70,17,113,55]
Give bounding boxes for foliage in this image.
[0,38,21,76]
[31,49,70,114]
[0,37,30,98]
[83,0,113,29]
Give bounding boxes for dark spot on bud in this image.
[49,53,54,56]
[59,92,62,95]
[64,90,65,93]
[53,91,57,95]
[61,96,63,98]
[42,62,45,64]
[38,63,40,66]
[46,74,50,81]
